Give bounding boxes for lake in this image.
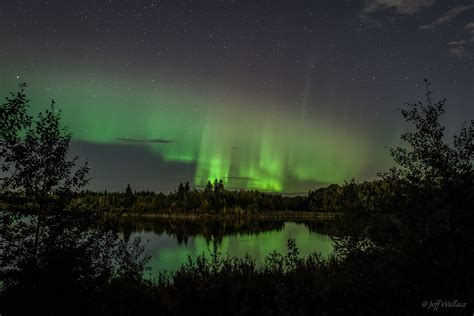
[119,217,335,278]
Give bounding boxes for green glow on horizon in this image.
[1,65,370,192]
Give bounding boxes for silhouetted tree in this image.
[124,183,135,208]
[0,83,90,262]
[335,80,474,309]
[205,180,213,194]
[0,84,148,315]
[125,183,133,195]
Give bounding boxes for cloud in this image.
[420,5,474,30]
[447,40,469,57]
[362,0,434,16]
[448,47,467,57]
[448,40,467,46]
[116,138,176,144]
[360,0,433,28]
[445,22,474,58]
[467,22,474,33]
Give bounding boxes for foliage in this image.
[334,80,474,309]
[0,84,148,316]
[64,179,395,215]
[0,83,89,205]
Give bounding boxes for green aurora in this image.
[1,67,371,192]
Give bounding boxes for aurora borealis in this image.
[1,1,474,192]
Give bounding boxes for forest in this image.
[1,81,473,315]
[1,179,394,215]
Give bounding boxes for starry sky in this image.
[1,0,473,193]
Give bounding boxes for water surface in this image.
[123,218,334,278]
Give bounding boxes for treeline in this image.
[64,179,393,214]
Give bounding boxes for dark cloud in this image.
[70,140,195,193]
[466,22,474,34]
[359,0,434,29]
[116,138,176,144]
[448,46,467,58]
[362,0,434,17]
[420,5,474,30]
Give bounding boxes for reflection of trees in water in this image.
[118,218,285,244]
[116,217,336,245]
[300,220,339,236]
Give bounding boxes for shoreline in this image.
[113,211,340,221]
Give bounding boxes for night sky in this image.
[1,0,473,193]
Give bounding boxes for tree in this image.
[213,178,224,193]
[383,79,473,186]
[377,80,473,251]
[0,84,148,315]
[205,180,213,194]
[335,80,474,307]
[125,183,133,196]
[184,181,190,194]
[1,83,90,261]
[124,183,135,208]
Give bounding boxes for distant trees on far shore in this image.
[5,178,394,215]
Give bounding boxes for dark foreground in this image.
[1,230,472,315]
